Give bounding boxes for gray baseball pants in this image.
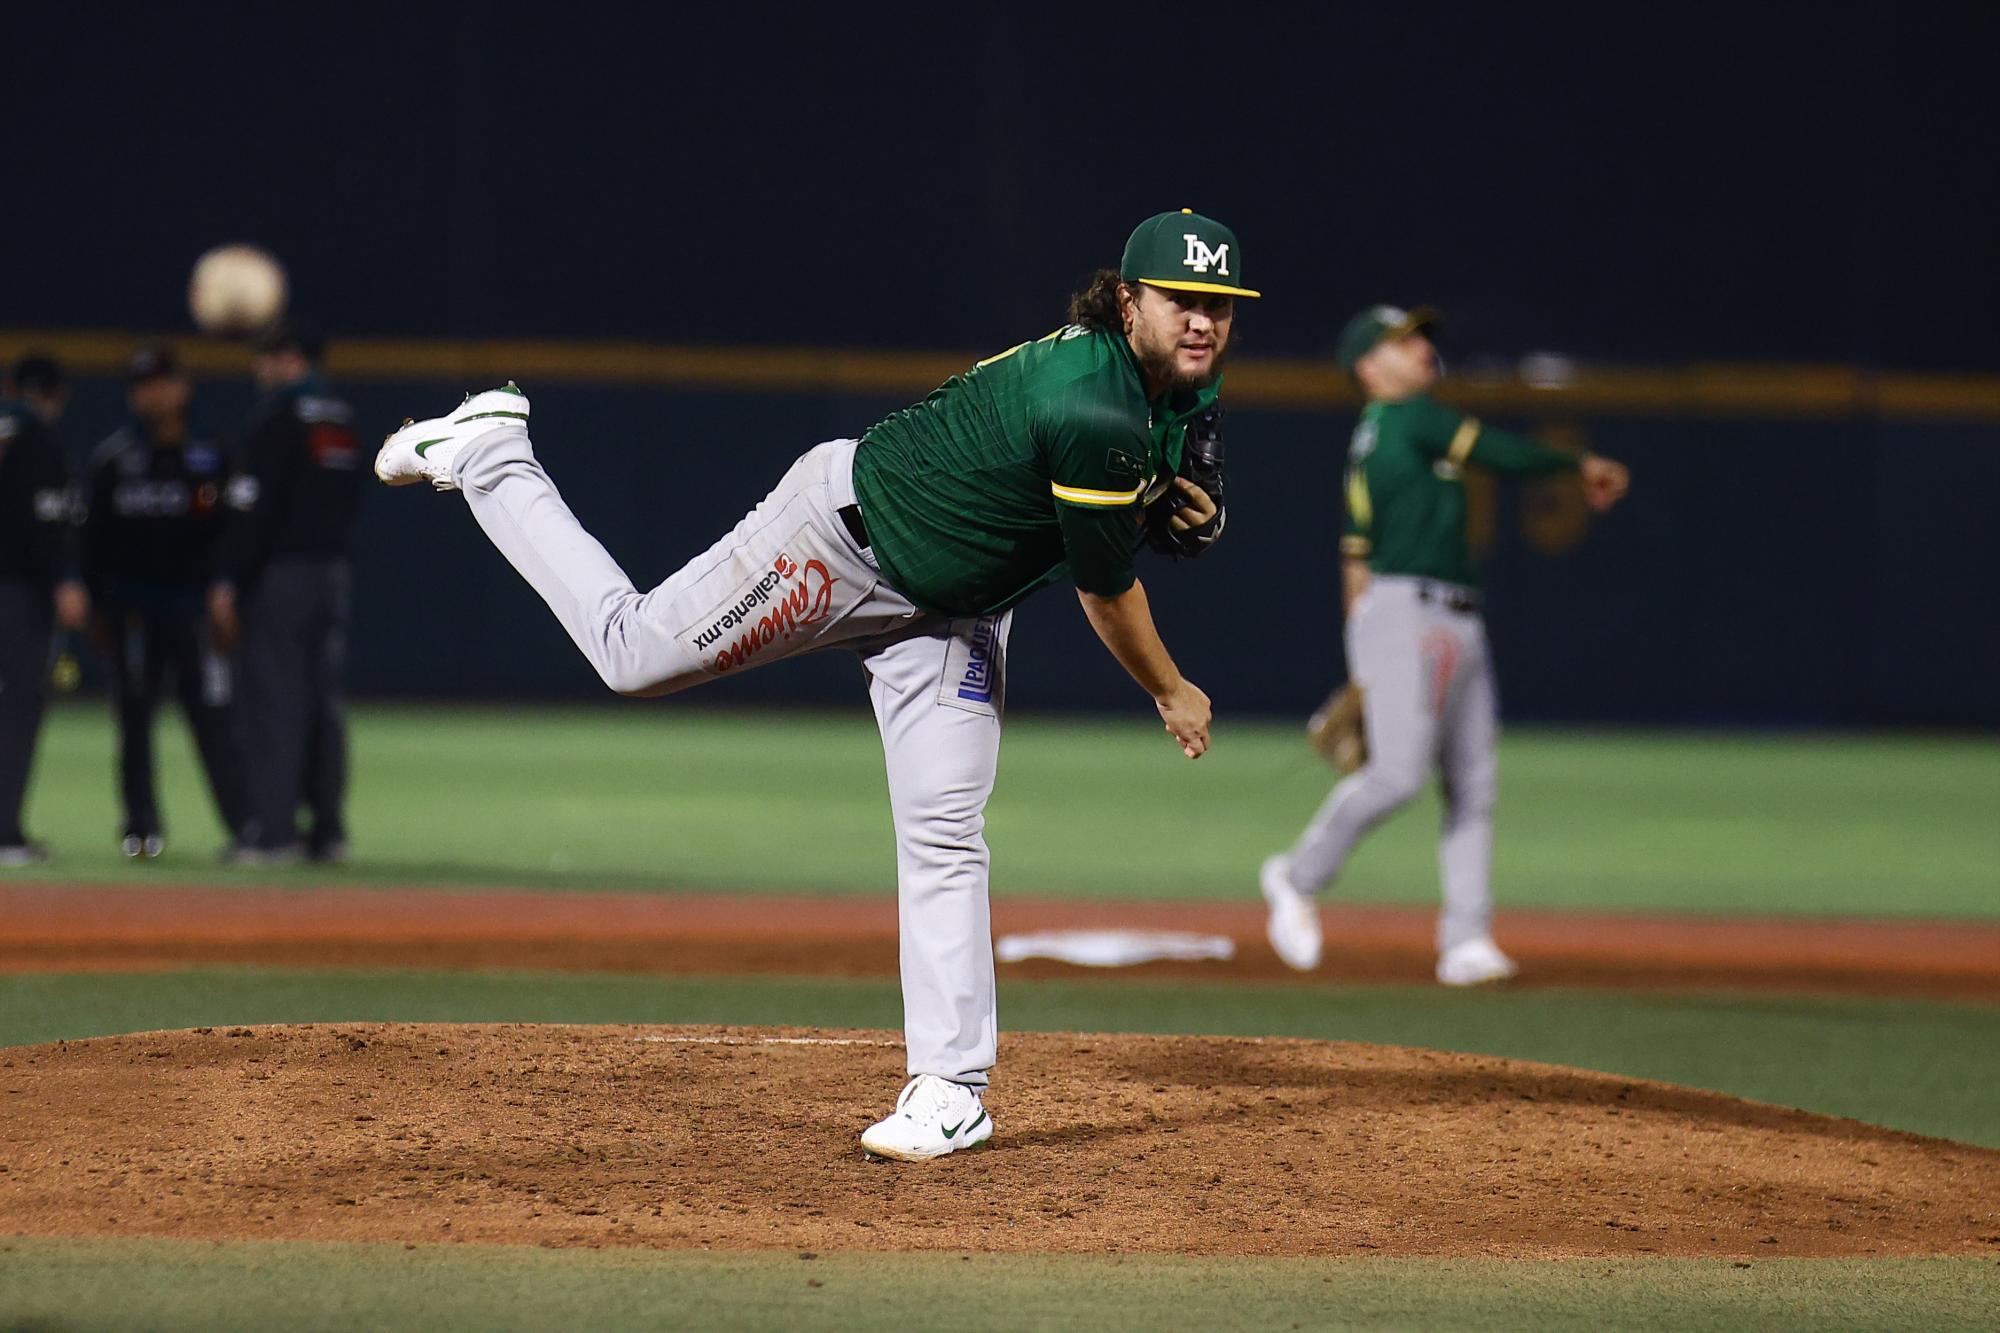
[1286,575,1498,953]
[453,427,1005,1086]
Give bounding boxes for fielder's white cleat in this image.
[374,382,531,491]
[1436,936,1519,987]
[1260,853,1322,971]
[860,1074,993,1162]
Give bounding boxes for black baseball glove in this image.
[1142,403,1226,559]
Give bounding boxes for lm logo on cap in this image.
[1182,234,1231,277]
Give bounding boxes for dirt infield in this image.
[4,883,2000,999]
[2,1024,1996,1260]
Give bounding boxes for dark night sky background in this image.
[5,2,1996,369]
[4,3,1997,723]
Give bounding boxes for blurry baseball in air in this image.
[187,244,288,336]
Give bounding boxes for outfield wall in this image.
[23,344,2000,726]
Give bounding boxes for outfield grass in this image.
[6,968,1997,1146]
[14,705,1993,1329]
[3,1239,1996,1332]
[20,702,1999,916]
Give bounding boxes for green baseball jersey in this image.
[1341,393,1578,588]
[853,323,1219,616]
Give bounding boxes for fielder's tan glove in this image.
[1306,684,1367,774]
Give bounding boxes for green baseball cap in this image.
[1121,209,1261,299]
[1335,304,1440,372]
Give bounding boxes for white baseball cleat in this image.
[1436,937,1519,987]
[860,1074,993,1162]
[1260,853,1322,971]
[374,382,531,491]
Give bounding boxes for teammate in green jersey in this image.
[374,210,1258,1160]
[1261,305,1629,985]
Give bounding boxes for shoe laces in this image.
[896,1074,974,1122]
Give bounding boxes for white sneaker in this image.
[1436,937,1519,987]
[1260,853,1322,971]
[860,1074,993,1162]
[374,382,531,491]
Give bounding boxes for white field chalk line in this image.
[629,1035,898,1048]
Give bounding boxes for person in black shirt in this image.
[210,322,364,863]
[0,354,90,866]
[83,346,254,859]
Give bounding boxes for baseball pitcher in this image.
[1262,306,1629,984]
[375,210,1256,1160]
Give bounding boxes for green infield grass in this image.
[1,1240,1995,1332]
[5,968,1997,1146]
[18,702,1998,917]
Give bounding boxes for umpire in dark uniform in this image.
[83,345,254,859]
[0,354,90,866]
[210,322,364,863]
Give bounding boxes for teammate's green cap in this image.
[1121,209,1261,299]
[1336,304,1440,372]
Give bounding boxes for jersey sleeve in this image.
[1465,422,1580,476]
[39,439,78,584]
[214,411,296,588]
[1042,395,1149,598]
[80,442,118,590]
[0,416,77,586]
[1340,458,1373,560]
[1408,396,1578,476]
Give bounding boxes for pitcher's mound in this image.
[2,1024,1994,1258]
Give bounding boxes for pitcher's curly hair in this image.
[1065,269,1131,334]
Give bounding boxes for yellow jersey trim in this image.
[976,327,1065,368]
[1051,481,1144,507]
[1447,418,1482,466]
[1138,278,1263,299]
[1345,468,1373,531]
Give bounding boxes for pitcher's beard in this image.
[1137,340,1228,393]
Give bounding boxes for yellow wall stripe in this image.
[1051,481,1142,507]
[5,329,1999,423]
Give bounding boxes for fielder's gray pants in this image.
[455,428,1004,1086]
[1287,575,1499,953]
